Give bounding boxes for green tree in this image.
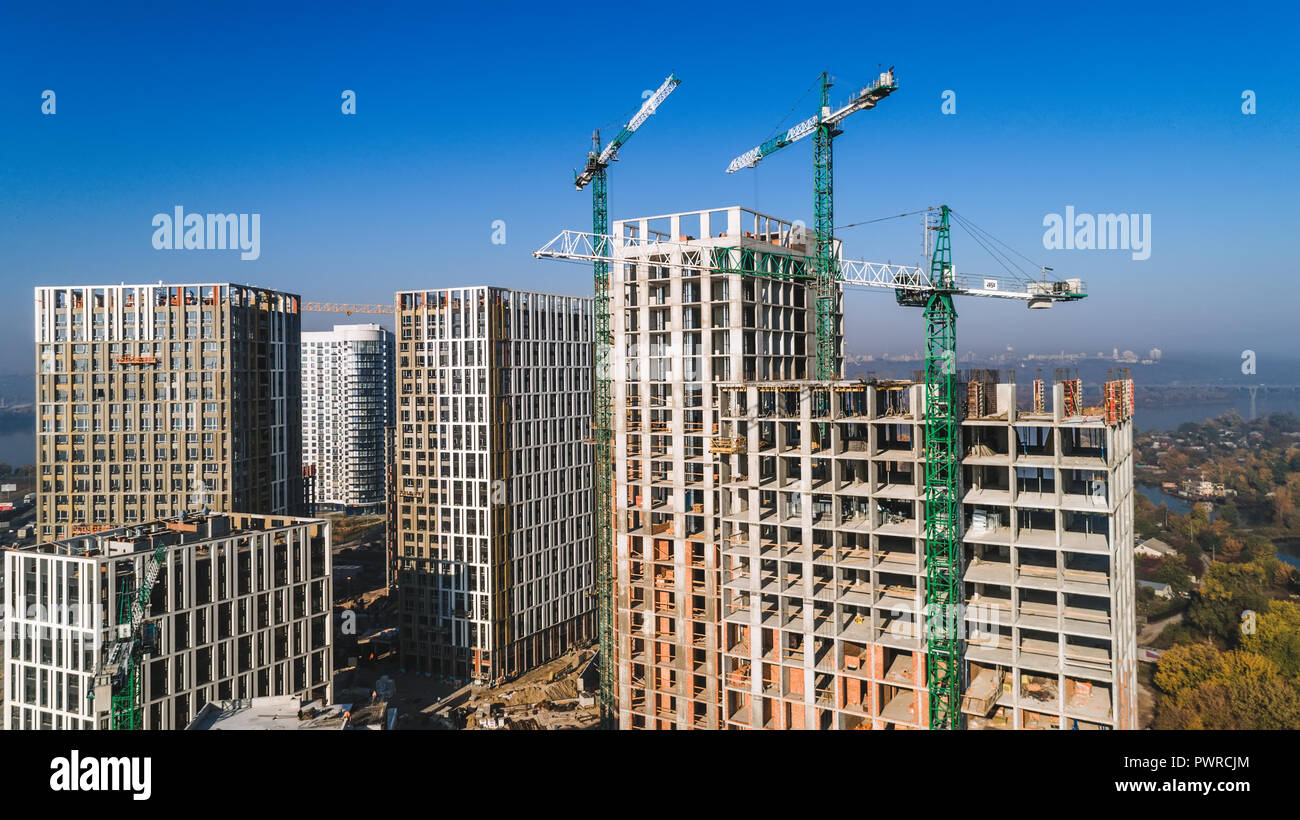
[1134,491,1161,537]
[1273,456,1292,485]
[1153,643,1223,694]
[1188,560,1270,642]
[1241,600,1300,677]
[1154,648,1300,730]
[1241,535,1276,564]
[1154,554,1192,595]
[1276,488,1296,530]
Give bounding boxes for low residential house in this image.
[1137,580,1174,600]
[1135,537,1177,559]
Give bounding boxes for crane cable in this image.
[763,76,820,141]
[838,206,1061,285]
[746,75,819,220]
[838,207,937,231]
[949,210,1050,283]
[951,211,1033,274]
[951,217,1027,282]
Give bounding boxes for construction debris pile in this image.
[456,648,599,731]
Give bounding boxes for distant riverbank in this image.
[1137,484,1196,515]
[1134,394,1300,432]
[0,394,1297,471]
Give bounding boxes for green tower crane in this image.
[726,68,898,406]
[897,206,963,728]
[887,206,1087,728]
[538,64,1086,730]
[91,535,167,729]
[573,73,680,730]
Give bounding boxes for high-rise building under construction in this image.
[608,206,1137,729]
[393,287,594,684]
[609,207,820,728]
[33,283,305,541]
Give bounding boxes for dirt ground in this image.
[1138,608,1185,646]
[333,648,600,730]
[456,648,600,730]
[1133,609,1183,729]
[323,513,597,730]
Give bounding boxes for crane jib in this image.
[595,75,681,168]
[725,69,899,173]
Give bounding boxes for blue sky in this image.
[1,0,1297,376]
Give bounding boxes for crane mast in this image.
[726,68,897,411]
[917,207,962,729]
[92,538,167,729]
[588,132,615,732]
[813,73,838,408]
[573,74,680,730]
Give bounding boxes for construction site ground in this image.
[332,647,598,730]
[456,647,600,731]
[1137,661,1157,729]
[327,517,599,731]
[333,657,464,729]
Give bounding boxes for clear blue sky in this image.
[1,1,1297,376]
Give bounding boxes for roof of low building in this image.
[186,697,352,730]
[1137,537,1177,556]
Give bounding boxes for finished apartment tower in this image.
[394,287,594,684]
[608,206,1136,729]
[33,284,304,540]
[4,512,333,730]
[302,323,395,513]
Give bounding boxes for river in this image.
[1137,486,1300,569]
[0,428,34,468]
[1275,539,1300,570]
[1134,394,1300,432]
[1137,484,1195,515]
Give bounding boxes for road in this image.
[1138,607,1185,645]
